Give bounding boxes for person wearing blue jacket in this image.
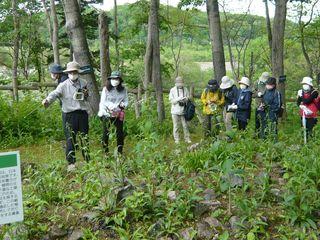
[236,77,252,130]
[220,76,238,132]
[259,77,282,140]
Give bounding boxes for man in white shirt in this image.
[42,61,90,171]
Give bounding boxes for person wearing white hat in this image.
[252,72,269,137]
[236,77,252,130]
[220,76,238,133]
[42,61,90,171]
[169,76,191,144]
[297,77,319,141]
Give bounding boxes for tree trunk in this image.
[50,0,60,64]
[264,0,272,62]
[144,0,165,121]
[99,12,112,87]
[144,11,153,92]
[12,0,19,101]
[272,0,287,109]
[63,0,100,113]
[151,0,165,121]
[300,27,313,77]
[206,0,226,82]
[114,0,120,70]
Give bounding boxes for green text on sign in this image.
[0,154,17,168]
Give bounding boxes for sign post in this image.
[0,151,23,225]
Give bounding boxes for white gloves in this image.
[297,90,303,97]
[300,105,313,115]
[227,103,238,111]
[119,102,126,108]
[257,92,263,97]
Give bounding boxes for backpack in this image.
[184,99,195,121]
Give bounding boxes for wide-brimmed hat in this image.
[108,71,122,80]
[63,61,81,73]
[301,76,313,86]
[175,76,184,87]
[220,76,234,89]
[259,72,270,83]
[239,77,250,87]
[50,64,64,74]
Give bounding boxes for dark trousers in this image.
[204,114,220,137]
[259,111,278,140]
[255,109,264,136]
[238,120,248,130]
[102,117,124,154]
[62,112,67,136]
[302,117,317,140]
[65,110,90,164]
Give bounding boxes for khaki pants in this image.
[223,109,234,132]
[172,114,190,143]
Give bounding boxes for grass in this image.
[1,99,320,239]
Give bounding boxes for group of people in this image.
[41,61,319,170]
[169,72,320,144]
[42,61,128,171]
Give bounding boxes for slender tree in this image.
[63,0,100,113]
[50,0,60,64]
[206,0,226,82]
[12,0,19,101]
[144,0,165,121]
[114,0,120,70]
[99,11,112,87]
[272,0,288,109]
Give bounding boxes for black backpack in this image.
[184,99,195,121]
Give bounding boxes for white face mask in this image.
[266,85,274,90]
[302,84,311,91]
[68,73,79,81]
[51,73,58,80]
[240,84,247,90]
[111,79,120,87]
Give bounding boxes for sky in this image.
[98,0,276,17]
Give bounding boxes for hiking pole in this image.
[23,105,42,119]
[302,112,307,145]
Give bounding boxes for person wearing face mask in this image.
[220,76,238,134]
[169,76,191,144]
[236,77,252,130]
[98,71,128,155]
[42,61,90,172]
[259,77,282,140]
[297,77,319,141]
[49,64,68,136]
[50,64,68,84]
[201,79,225,137]
[252,72,269,137]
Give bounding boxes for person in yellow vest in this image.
[201,79,225,137]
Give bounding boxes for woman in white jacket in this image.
[169,76,191,144]
[98,71,128,154]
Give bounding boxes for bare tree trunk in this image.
[99,12,112,87]
[50,0,60,64]
[151,0,165,121]
[12,0,19,101]
[206,0,226,82]
[264,0,272,62]
[144,11,153,92]
[63,0,100,113]
[272,0,288,114]
[114,0,120,70]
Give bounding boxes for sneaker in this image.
[67,164,76,172]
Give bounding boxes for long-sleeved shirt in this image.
[98,87,128,117]
[252,80,266,107]
[200,88,225,115]
[46,78,90,113]
[222,85,238,112]
[169,86,189,115]
[262,88,281,121]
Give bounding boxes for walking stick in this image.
[302,111,307,145]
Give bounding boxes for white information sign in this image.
[0,151,23,225]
